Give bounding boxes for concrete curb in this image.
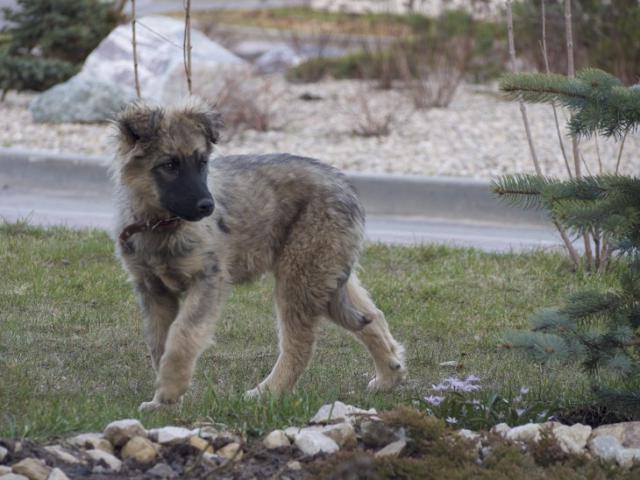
[0,147,547,225]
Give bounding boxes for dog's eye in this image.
[162,160,179,172]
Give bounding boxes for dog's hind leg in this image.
[245,283,319,398]
[341,273,407,391]
[139,278,229,411]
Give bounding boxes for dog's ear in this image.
[115,102,164,151]
[183,97,224,145]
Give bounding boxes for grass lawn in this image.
[0,223,620,440]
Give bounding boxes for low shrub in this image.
[0,0,122,95]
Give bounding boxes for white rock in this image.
[44,445,82,464]
[375,439,407,458]
[47,468,70,480]
[0,465,12,475]
[294,431,340,456]
[79,15,246,103]
[553,424,591,455]
[505,423,541,443]
[309,401,377,424]
[616,448,640,469]
[263,430,291,449]
[321,422,357,449]
[11,458,51,480]
[491,423,510,438]
[589,435,622,462]
[190,426,221,440]
[121,436,157,464]
[287,460,302,471]
[0,446,7,462]
[216,442,243,461]
[149,426,192,445]
[458,429,482,451]
[1,474,29,480]
[146,463,177,478]
[103,419,146,447]
[592,422,640,448]
[67,433,113,453]
[86,449,122,471]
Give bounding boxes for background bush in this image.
[513,0,640,84]
[0,0,122,95]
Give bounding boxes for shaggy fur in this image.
[111,98,407,410]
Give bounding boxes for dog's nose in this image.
[197,198,214,216]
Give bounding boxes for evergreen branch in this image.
[562,290,620,320]
[490,174,556,210]
[500,69,640,138]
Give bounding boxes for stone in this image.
[254,46,303,74]
[30,76,134,124]
[0,465,13,474]
[188,436,213,453]
[284,426,305,441]
[1,474,29,480]
[505,423,541,443]
[309,401,377,424]
[11,458,51,480]
[458,429,482,451]
[360,421,399,448]
[263,430,291,449]
[294,431,340,456]
[287,460,302,471]
[202,453,224,468]
[79,15,246,103]
[86,449,122,472]
[589,435,622,463]
[616,448,640,469]
[146,463,177,478]
[67,433,113,453]
[190,426,221,440]
[216,442,243,461]
[104,419,146,447]
[149,426,192,445]
[43,445,81,464]
[592,422,640,448]
[47,468,70,480]
[321,422,357,449]
[491,423,510,438]
[552,424,591,455]
[121,436,157,464]
[375,439,407,458]
[0,445,7,462]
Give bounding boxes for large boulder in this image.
[78,15,247,103]
[29,76,134,123]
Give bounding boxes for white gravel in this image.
[1,79,637,179]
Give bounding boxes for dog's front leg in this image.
[139,276,228,411]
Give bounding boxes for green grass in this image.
[0,223,620,440]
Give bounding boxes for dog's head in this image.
[114,97,223,222]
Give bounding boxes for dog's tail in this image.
[327,273,373,331]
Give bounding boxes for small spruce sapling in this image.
[492,68,640,415]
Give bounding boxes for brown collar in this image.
[119,217,182,245]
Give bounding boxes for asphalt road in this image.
[0,186,566,252]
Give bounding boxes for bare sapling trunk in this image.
[131,0,141,98]
[507,0,581,266]
[183,0,193,95]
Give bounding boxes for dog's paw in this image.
[243,387,262,400]
[367,363,407,392]
[138,400,165,412]
[138,397,182,412]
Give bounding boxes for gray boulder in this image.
[30,76,134,123]
[78,15,247,103]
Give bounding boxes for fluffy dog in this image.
[111,98,406,411]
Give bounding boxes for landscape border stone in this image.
[0,147,547,225]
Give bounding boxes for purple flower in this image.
[431,375,481,393]
[446,416,458,424]
[424,395,445,406]
[520,386,530,395]
[515,408,526,417]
